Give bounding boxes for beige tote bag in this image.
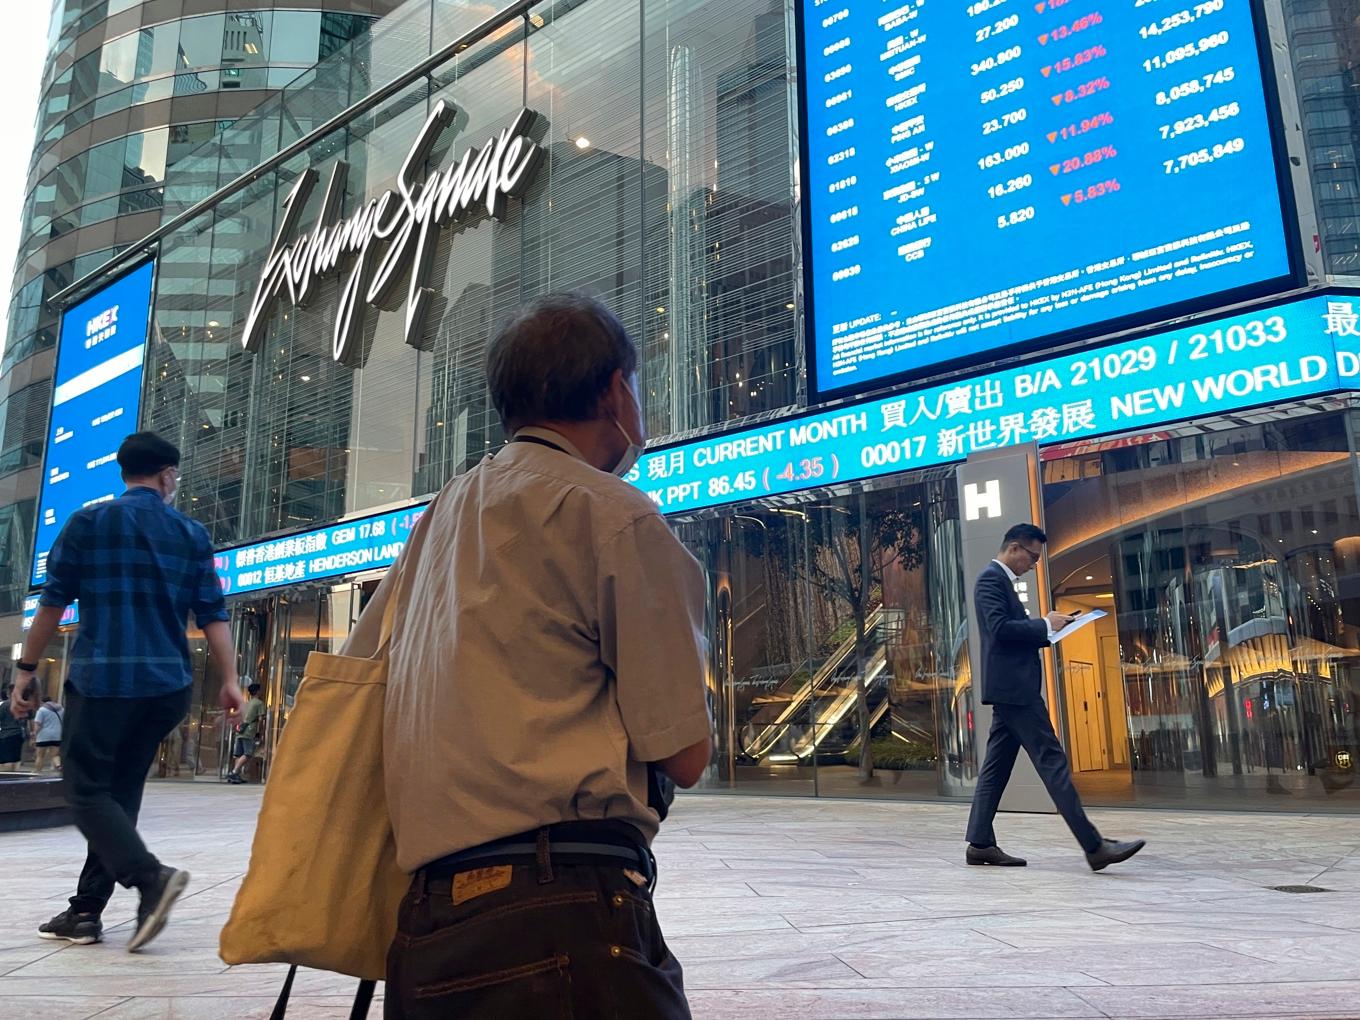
[220,503,433,982]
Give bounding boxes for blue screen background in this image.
[30,261,155,587]
[802,0,1294,396]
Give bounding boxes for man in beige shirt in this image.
[383,293,712,1019]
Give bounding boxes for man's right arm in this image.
[191,531,243,714]
[13,516,85,714]
[658,738,712,788]
[976,572,1049,648]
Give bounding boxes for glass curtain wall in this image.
[146,0,802,551]
[676,470,970,799]
[1044,411,1360,808]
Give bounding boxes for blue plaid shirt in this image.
[39,486,229,698]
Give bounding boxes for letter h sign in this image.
[963,479,1002,522]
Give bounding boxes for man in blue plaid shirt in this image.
[11,432,244,952]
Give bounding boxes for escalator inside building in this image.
[680,411,1360,811]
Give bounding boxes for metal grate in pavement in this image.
[1269,884,1331,893]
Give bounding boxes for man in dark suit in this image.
[965,523,1146,871]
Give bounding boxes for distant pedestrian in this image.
[965,523,1146,871]
[9,431,244,952]
[33,700,63,772]
[0,688,28,772]
[227,683,265,784]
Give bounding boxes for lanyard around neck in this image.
[512,435,569,455]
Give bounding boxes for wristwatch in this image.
[15,660,37,673]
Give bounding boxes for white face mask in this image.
[611,387,645,478]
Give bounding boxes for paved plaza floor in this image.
[2,784,1360,1019]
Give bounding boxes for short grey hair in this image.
[486,293,639,432]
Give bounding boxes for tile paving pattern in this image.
[1,784,1359,1018]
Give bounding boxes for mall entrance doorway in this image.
[1042,413,1360,809]
[165,578,380,782]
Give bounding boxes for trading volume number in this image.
[1163,136,1245,174]
[1140,0,1226,39]
[1143,31,1230,72]
[1157,101,1240,140]
[1155,65,1235,105]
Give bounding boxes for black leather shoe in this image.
[1086,837,1146,872]
[966,844,1027,867]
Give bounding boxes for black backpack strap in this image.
[350,980,377,1019]
[269,965,297,1020]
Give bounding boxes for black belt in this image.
[423,821,657,890]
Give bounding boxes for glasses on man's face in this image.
[1020,544,1043,563]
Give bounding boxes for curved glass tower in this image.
[0,1,401,642]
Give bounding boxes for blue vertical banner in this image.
[30,261,157,588]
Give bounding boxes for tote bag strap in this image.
[270,967,375,1019]
[373,487,444,660]
[340,489,445,663]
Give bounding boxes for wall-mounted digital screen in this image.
[629,292,1360,516]
[798,0,1297,399]
[214,503,429,598]
[30,260,156,588]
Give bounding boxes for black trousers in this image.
[62,684,190,915]
[966,699,1102,854]
[385,859,691,1020]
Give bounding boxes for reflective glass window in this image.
[84,135,127,197]
[93,84,133,119]
[177,15,227,71]
[79,195,120,227]
[173,69,220,98]
[269,12,323,65]
[68,51,100,109]
[223,12,270,67]
[42,66,73,128]
[126,127,169,184]
[139,22,184,79]
[319,13,369,63]
[130,76,175,107]
[119,187,164,216]
[98,32,139,93]
[55,155,85,210]
[168,122,222,168]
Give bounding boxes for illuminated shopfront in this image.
[14,0,1360,808]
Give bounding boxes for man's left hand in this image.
[10,672,39,718]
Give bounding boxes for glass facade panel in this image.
[1045,414,1360,807]
[83,135,127,197]
[678,473,969,798]
[268,12,323,65]
[177,15,228,72]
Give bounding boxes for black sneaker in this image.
[127,867,190,953]
[38,909,103,945]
